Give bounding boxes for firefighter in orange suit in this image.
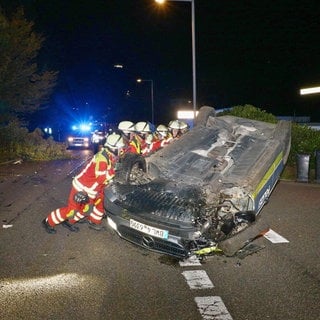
[118,121,138,154]
[42,133,125,234]
[118,120,145,155]
[168,120,189,139]
[156,124,173,148]
[134,121,152,155]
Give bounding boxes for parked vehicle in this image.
[66,131,91,149]
[104,106,291,259]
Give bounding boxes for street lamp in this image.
[155,0,197,125]
[300,86,320,95]
[137,78,155,124]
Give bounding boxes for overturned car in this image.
[104,106,291,259]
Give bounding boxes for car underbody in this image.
[104,106,291,259]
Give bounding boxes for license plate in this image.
[129,219,169,239]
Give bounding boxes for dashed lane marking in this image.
[179,257,233,319]
[182,270,214,290]
[195,296,233,320]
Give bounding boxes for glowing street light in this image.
[155,0,197,124]
[137,78,155,124]
[300,86,320,95]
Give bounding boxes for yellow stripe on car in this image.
[252,151,283,200]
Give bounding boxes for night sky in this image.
[1,0,320,126]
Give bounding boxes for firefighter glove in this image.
[73,191,89,204]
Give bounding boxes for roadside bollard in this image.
[315,150,320,183]
[296,153,310,183]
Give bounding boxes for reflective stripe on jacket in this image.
[72,149,116,199]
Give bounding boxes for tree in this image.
[0,7,58,122]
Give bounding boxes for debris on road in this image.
[2,224,13,229]
[263,229,289,243]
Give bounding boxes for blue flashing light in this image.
[71,122,92,132]
[80,124,91,132]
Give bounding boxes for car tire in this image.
[116,153,147,183]
[194,105,216,127]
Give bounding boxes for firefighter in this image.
[142,124,169,155]
[91,130,102,154]
[156,124,173,147]
[117,120,142,154]
[118,120,135,143]
[134,121,152,155]
[168,120,188,139]
[42,133,125,234]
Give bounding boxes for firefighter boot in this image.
[42,218,56,234]
[62,220,80,232]
[88,220,105,231]
[78,217,88,224]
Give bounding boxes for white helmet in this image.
[135,121,151,133]
[104,133,125,149]
[168,120,187,130]
[156,124,168,132]
[118,121,135,133]
[156,124,168,137]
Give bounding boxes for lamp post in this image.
[300,86,320,95]
[155,0,197,125]
[137,79,154,124]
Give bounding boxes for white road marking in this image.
[179,255,202,267]
[182,270,214,290]
[195,296,233,320]
[179,257,233,319]
[263,228,289,243]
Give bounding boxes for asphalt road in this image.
[0,154,319,320]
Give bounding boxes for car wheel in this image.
[116,153,147,184]
[194,105,216,127]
